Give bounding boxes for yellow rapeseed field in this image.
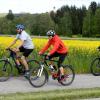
[33,38,100,54]
[0,36,100,51]
[0,36,100,73]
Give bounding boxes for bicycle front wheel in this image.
[59,65,75,86]
[90,58,100,76]
[28,60,48,87]
[0,59,12,82]
[29,66,48,88]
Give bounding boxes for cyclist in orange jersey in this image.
[39,30,68,82]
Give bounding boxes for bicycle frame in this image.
[37,55,58,77]
[37,63,44,77]
[6,49,21,69]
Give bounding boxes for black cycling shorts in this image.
[19,46,33,57]
[49,52,67,68]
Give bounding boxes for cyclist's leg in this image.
[12,48,21,66]
[57,53,67,81]
[17,46,32,70]
[21,56,28,70]
[49,52,59,70]
[49,52,65,78]
[15,46,26,66]
[49,52,67,70]
[21,48,33,77]
[15,53,21,66]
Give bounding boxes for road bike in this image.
[29,54,75,87]
[90,47,100,76]
[0,49,39,85]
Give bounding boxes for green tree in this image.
[89,1,97,15]
[58,12,72,36]
[54,5,70,24]
[31,13,55,36]
[70,6,79,35]
[77,6,87,35]
[0,18,15,34]
[6,10,14,20]
[94,9,100,36]
[82,10,95,37]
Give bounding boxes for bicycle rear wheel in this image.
[90,58,100,76]
[0,59,12,82]
[59,65,75,86]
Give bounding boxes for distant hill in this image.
[0,13,34,18]
[0,13,7,17]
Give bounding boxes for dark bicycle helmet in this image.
[16,24,25,30]
[46,30,55,36]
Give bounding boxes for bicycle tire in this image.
[28,60,48,87]
[90,57,100,76]
[0,59,12,82]
[59,65,75,86]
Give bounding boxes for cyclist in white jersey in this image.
[7,24,34,78]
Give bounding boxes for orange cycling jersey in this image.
[40,35,68,55]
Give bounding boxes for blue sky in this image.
[0,0,100,14]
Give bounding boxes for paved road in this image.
[0,74,100,94]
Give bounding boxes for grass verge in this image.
[0,88,100,100]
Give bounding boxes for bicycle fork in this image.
[37,64,44,77]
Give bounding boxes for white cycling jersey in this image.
[16,30,34,49]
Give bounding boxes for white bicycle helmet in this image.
[46,30,55,36]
